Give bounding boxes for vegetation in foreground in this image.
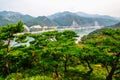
[0,22,120,80]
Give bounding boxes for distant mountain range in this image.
[85,22,120,39]
[0,11,120,27]
[48,11,120,26]
[25,16,57,27]
[108,22,120,28]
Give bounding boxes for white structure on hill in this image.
[30,25,57,32]
[30,25,43,32]
[94,21,101,29]
[30,25,42,29]
[23,25,30,32]
[71,20,79,27]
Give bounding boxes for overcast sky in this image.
[0,0,120,17]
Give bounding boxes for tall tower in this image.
[94,21,101,29]
[71,20,79,27]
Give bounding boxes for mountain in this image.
[49,11,95,26]
[49,11,120,27]
[86,22,120,39]
[25,16,57,27]
[0,11,21,17]
[76,12,116,20]
[0,11,120,27]
[0,11,57,27]
[48,11,76,19]
[0,11,34,26]
[0,15,12,26]
[108,22,120,28]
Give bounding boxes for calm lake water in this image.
[10,28,96,47]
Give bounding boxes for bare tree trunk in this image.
[53,54,59,80]
[5,38,10,74]
[85,59,93,72]
[55,64,59,78]
[64,61,67,72]
[64,55,68,72]
[5,58,10,74]
[106,64,116,80]
[106,53,120,80]
[104,63,109,74]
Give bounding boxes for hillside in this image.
[49,11,95,26]
[0,11,34,26]
[0,11,120,27]
[84,22,120,40]
[108,22,120,28]
[0,15,12,26]
[25,16,57,27]
[49,11,120,27]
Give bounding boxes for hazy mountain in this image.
[0,11,57,27]
[25,16,57,27]
[48,11,76,19]
[108,22,120,28]
[87,22,120,38]
[0,11,120,27]
[49,11,119,27]
[0,11,22,17]
[76,12,118,20]
[115,17,120,21]
[0,15,12,26]
[0,11,34,26]
[49,12,95,26]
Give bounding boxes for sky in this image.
[0,0,120,17]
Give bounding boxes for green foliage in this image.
[81,28,120,80]
[23,76,53,80]
[5,73,23,80]
[0,21,24,39]
[0,23,120,80]
[5,73,53,80]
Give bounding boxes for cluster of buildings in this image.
[23,21,101,33]
[23,25,57,32]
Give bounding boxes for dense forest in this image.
[0,22,120,80]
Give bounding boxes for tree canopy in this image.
[0,22,120,80]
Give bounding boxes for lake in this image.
[10,28,97,47]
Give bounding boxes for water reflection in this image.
[10,28,96,47]
[10,36,34,47]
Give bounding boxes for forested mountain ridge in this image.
[76,11,120,20]
[0,15,12,26]
[0,11,56,27]
[0,11,34,26]
[81,21,120,40]
[108,22,120,28]
[0,11,119,27]
[48,11,120,26]
[24,16,57,27]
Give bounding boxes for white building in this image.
[30,25,42,29]
[30,25,43,32]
